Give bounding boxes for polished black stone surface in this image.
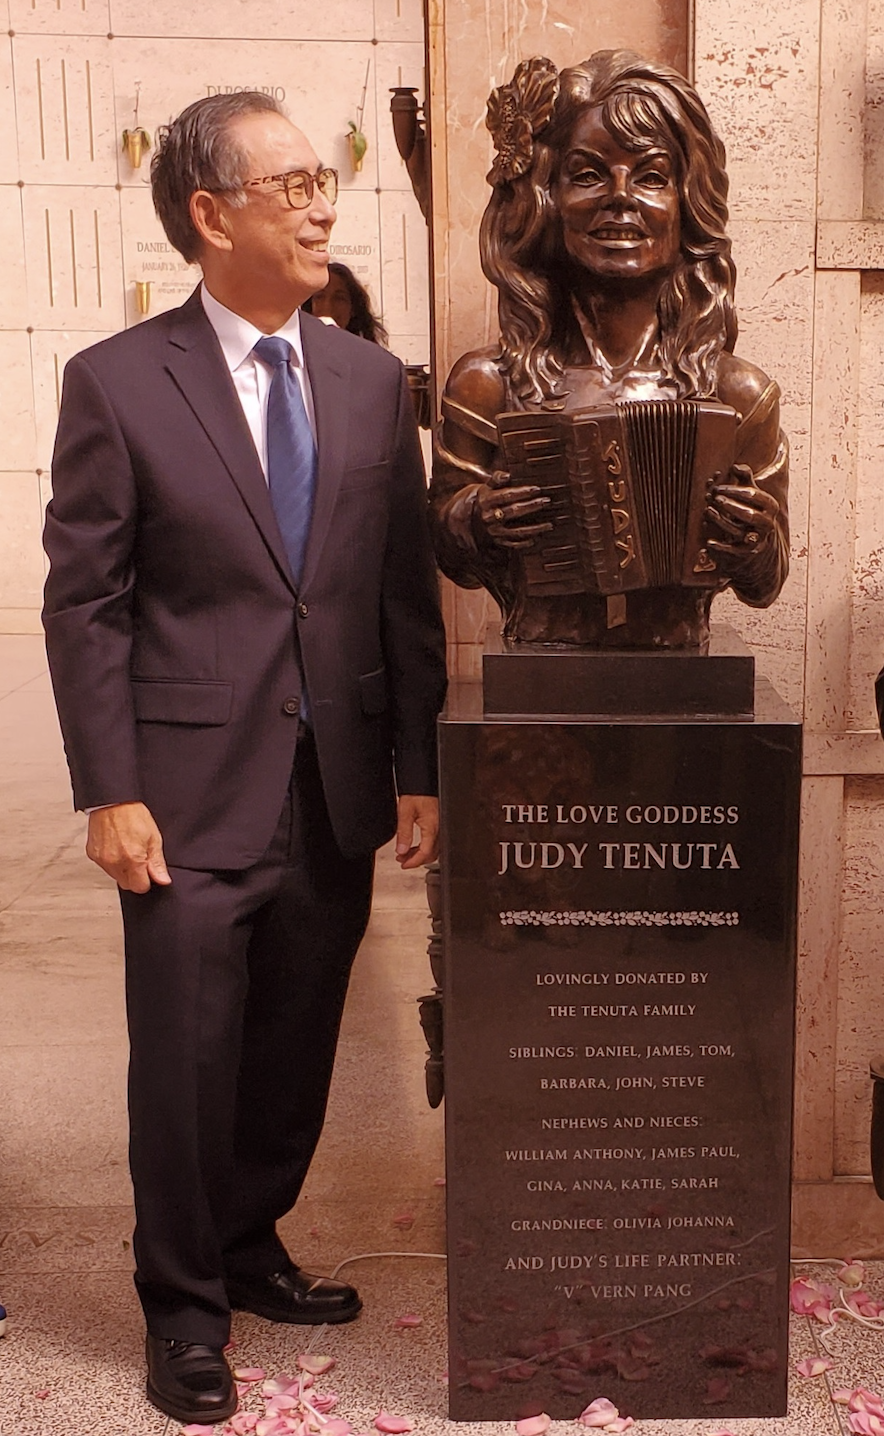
[482,624,756,717]
[439,676,800,1421]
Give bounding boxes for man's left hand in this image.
[395,795,440,868]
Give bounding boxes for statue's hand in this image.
[474,471,554,550]
[705,464,779,570]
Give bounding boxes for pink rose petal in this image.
[256,1420,296,1436]
[394,1313,423,1328]
[298,1354,336,1376]
[311,1390,340,1414]
[838,1260,866,1289]
[266,1394,300,1412]
[392,1211,415,1230]
[321,1420,352,1436]
[33,1391,50,1400]
[796,1357,833,1377]
[234,1366,267,1383]
[834,1390,855,1404]
[263,1376,299,1396]
[224,1340,237,1353]
[606,1421,634,1434]
[433,1177,446,1187]
[851,1389,884,1418]
[790,1276,838,1320]
[848,1415,881,1436]
[374,1413,415,1434]
[515,1416,551,1436]
[308,1225,321,1237]
[579,1397,620,1427]
[181,1427,217,1436]
[230,1416,260,1435]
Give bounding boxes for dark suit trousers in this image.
[120,728,374,1345]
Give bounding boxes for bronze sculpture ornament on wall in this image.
[122,81,152,169]
[347,59,371,173]
[429,50,789,649]
[390,86,430,223]
[135,280,152,316]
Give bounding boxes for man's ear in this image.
[189,190,234,253]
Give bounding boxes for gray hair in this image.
[151,91,286,263]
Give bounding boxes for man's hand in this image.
[395,795,440,869]
[85,802,172,893]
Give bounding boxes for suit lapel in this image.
[163,292,297,595]
[300,312,351,591]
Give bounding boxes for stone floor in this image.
[0,632,881,1436]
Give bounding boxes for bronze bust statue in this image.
[430,51,789,648]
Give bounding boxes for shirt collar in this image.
[200,283,306,372]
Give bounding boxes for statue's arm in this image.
[429,354,551,599]
[430,388,502,590]
[707,364,789,608]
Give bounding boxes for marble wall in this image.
[428,0,884,1251]
[0,0,429,631]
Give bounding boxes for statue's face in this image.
[556,105,681,284]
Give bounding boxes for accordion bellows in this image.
[497,400,738,597]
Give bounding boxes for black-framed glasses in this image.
[242,167,338,209]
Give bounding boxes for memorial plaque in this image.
[439,676,800,1422]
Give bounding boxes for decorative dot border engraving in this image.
[499,910,740,927]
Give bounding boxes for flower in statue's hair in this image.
[486,56,559,186]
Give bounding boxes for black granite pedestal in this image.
[439,646,800,1422]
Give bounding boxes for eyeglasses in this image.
[241,167,339,209]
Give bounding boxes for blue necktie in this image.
[253,336,317,588]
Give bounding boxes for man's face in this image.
[556,106,681,285]
[219,111,336,310]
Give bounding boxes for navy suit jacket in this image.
[43,290,447,869]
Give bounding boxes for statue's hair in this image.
[480,50,737,404]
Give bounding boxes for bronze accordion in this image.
[497,401,738,597]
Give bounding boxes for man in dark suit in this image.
[42,92,447,1427]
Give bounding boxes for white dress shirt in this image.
[200,284,317,476]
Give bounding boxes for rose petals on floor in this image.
[839,1261,867,1289]
[373,1411,415,1433]
[176,1265,884,1436]
[298,1354,336,1376]
[796,1355,834,1377]
[514,1414,551,1436]
[579,1397,620,1427]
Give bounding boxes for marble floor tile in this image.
[1,633,882,1435]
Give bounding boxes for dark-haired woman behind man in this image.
[305,262,388,345]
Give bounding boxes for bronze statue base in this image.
[482,622,755,718]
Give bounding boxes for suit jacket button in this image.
[283,698,299,715]
[298,602,309,618]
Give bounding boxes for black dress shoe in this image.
[145,1335,237,1425]
[226,1259,362,1325]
